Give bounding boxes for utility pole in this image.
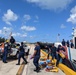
[57,33,60,42]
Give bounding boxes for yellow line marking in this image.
[16,56,28,75]
[16,63,25,75]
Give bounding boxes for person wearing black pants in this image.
[50,43,57,60]
[33,56,40,71]
[56,45,66,66]
[32,42,41,72]
[16,42,28,65]
[45,45,50,59]
[3,42,9,63]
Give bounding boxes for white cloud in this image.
[24,14,31,21]
[30,36,33,38]
[60,24,66,29]
[2,27,13,36]
[22,14,31,24]
[26,0,73,11]
[29,35,37,39]
[0,26,27,39]
[0,27,13,38]
[3,27,12,32]
[29,36,34,39]
[12,33,27,37]
[34,15,39,22]
[12,33,17,36]
[0,30,2,34]
[2,9,18,25]
[12,33,21,37]
[21,25,36,31]
[67,6,76,24]
[21,34,27,37]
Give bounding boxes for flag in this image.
[58,33,60,36]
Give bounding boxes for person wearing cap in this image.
[16,42,28,65]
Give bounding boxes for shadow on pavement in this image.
[0,56,17,62]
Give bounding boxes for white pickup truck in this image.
[0,43,30,59]
[9,43,30,58]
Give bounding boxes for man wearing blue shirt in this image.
[32,42,41,72]
[16,42,28,65]
[50,43,57,60]
[62,39,66,46]
[56,45,65,66]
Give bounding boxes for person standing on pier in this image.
[56,45,66,66]
[50,43,57,60]
[31,42,41,72]
[45,45,50,59]
[62,39,66,46]
[2,41,9,63]
[70,40,74,48]
[16,42,28,65]
[67,40,69,47]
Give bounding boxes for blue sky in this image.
[0,0,76,43]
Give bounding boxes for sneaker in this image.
[4,61,8,63]
[25,61,29,64]
[34,69,37,71]
[16,63,20,65]
[34,70,40,73]
[34,69,40,73]
[38,67,41,70]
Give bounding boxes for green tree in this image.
[0,37,6,43]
